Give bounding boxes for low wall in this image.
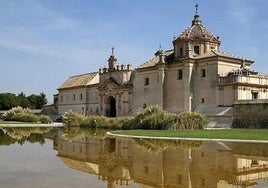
[233,100,268,129]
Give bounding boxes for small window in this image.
[177,174,182,184]
[251,160,258,167]
[201,178,205,187]
[194,45,200,55]
[252,92,258,100]
[201,69,206,78]
[80,94,83,100]
[60,95,63,102]
[144,166,149,174]
[201,98,205,104]
[177,69,183,80]
[180,47,183,56]
[144,77,149,86]
[73,94,76,101]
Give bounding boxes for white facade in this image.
[57,9,268,117]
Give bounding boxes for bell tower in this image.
[108,47,117,72]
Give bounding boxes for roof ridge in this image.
[216,50,252,61]
[70,72,98,78]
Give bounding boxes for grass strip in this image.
[111,129,268,141]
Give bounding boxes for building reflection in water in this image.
[54,128,268,188]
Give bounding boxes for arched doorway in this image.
[106,96,116,117]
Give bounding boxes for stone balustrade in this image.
[218,74,268,85]
[99,64,132,74]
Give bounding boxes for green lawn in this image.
[111,129,268,141]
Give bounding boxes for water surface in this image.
[0,127,267,188]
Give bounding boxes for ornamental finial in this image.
[111,47,114,56]
[195,3,199,15]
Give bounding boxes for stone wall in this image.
[233,100,268,128]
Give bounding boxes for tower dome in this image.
[173,4,221,59]
[178,14,219,42]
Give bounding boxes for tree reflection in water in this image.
[55,128,268,188]
[0,127,52,146]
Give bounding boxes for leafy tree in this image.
[0,92,48,110]
[0,93,19,110]
[17,92,31,108]
[37,92,47,109]
[18,92,26,98]
[27,94,39,109]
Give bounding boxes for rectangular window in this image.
[201,98,205,104]
[73,94,76,101]
[144,77,149,86]
[177,174,182,184]
[60,95,63,102]
[201,178,205,187]
[177,69,183,80]
[252,92,258,100]
[80,94,83,100]
[194,45,200,55]
[180,47,183,56]
[201,69,206,78]
[144,166,149,174]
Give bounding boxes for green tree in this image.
[0,93,19,110]
[37,92,47,109]
[0,92,48,110]
[27,92,47,109]
[27,94,39,109]
[18,92,26,98]
[17,92,31,108]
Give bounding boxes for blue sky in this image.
[0,0,267,101]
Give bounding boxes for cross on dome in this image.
[195,3,199,15]
[111,47,115,56]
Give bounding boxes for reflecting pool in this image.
[0,127,268,188]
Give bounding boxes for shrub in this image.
[129,106,166,129]
[80,116,107,128]
[2,106,52,123]
[63,111,85,126]
[176,111,207,130]
[3,106,30,121]
[129,106,206,130]
[80,116,128,129]
[64,105,206,130]
[11,113,39,123]
[38,115,52,124]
